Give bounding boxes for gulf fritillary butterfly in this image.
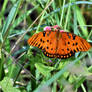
[28,25,91,59]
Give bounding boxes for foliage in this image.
[0,77,21,92]
[0,0,92,92]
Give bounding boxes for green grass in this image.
[0,0,92,92]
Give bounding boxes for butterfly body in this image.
[28,29,91,59]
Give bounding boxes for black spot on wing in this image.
[47,31,51,36]
[67,33,71,39]
[51,48,53,50]
[43,31,46,37]
[35,42,38,46]
[76,47,79,52]
[67,48,69,51]
[72,43,75,46]
[40,38,45,43]
[72,42,78,46]
[40,38,43,42]
[75,42,78,45]
[70,50,74,55]
[68,42,70,44]
[47,40,49,42]
[40,46,43,49]
[43,40,45,43]
[37,44,41,48]
[47,46,49,49]
[73,49,76,53]
[72,34,76,40]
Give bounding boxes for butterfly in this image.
[28,25,91,59]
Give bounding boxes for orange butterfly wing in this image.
[28,31,58,58]
[56,32,91,58]
[28,31,91,59]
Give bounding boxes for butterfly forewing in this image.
[56,32,91,58]
[28,31,58,57]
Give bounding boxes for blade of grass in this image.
[81,84,87,92]
[64,0,71,30]
[36,13,45,33]
[72,0,78,35]
[0,54,5,80]
[1,0,22,46]
[52,0,60,25]
[0,0,8,26]
[76,6,88,38]
[60,0,65,26]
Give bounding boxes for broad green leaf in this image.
[0,77,20,92]
[7,59,21,79]
[35,63,55,77]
